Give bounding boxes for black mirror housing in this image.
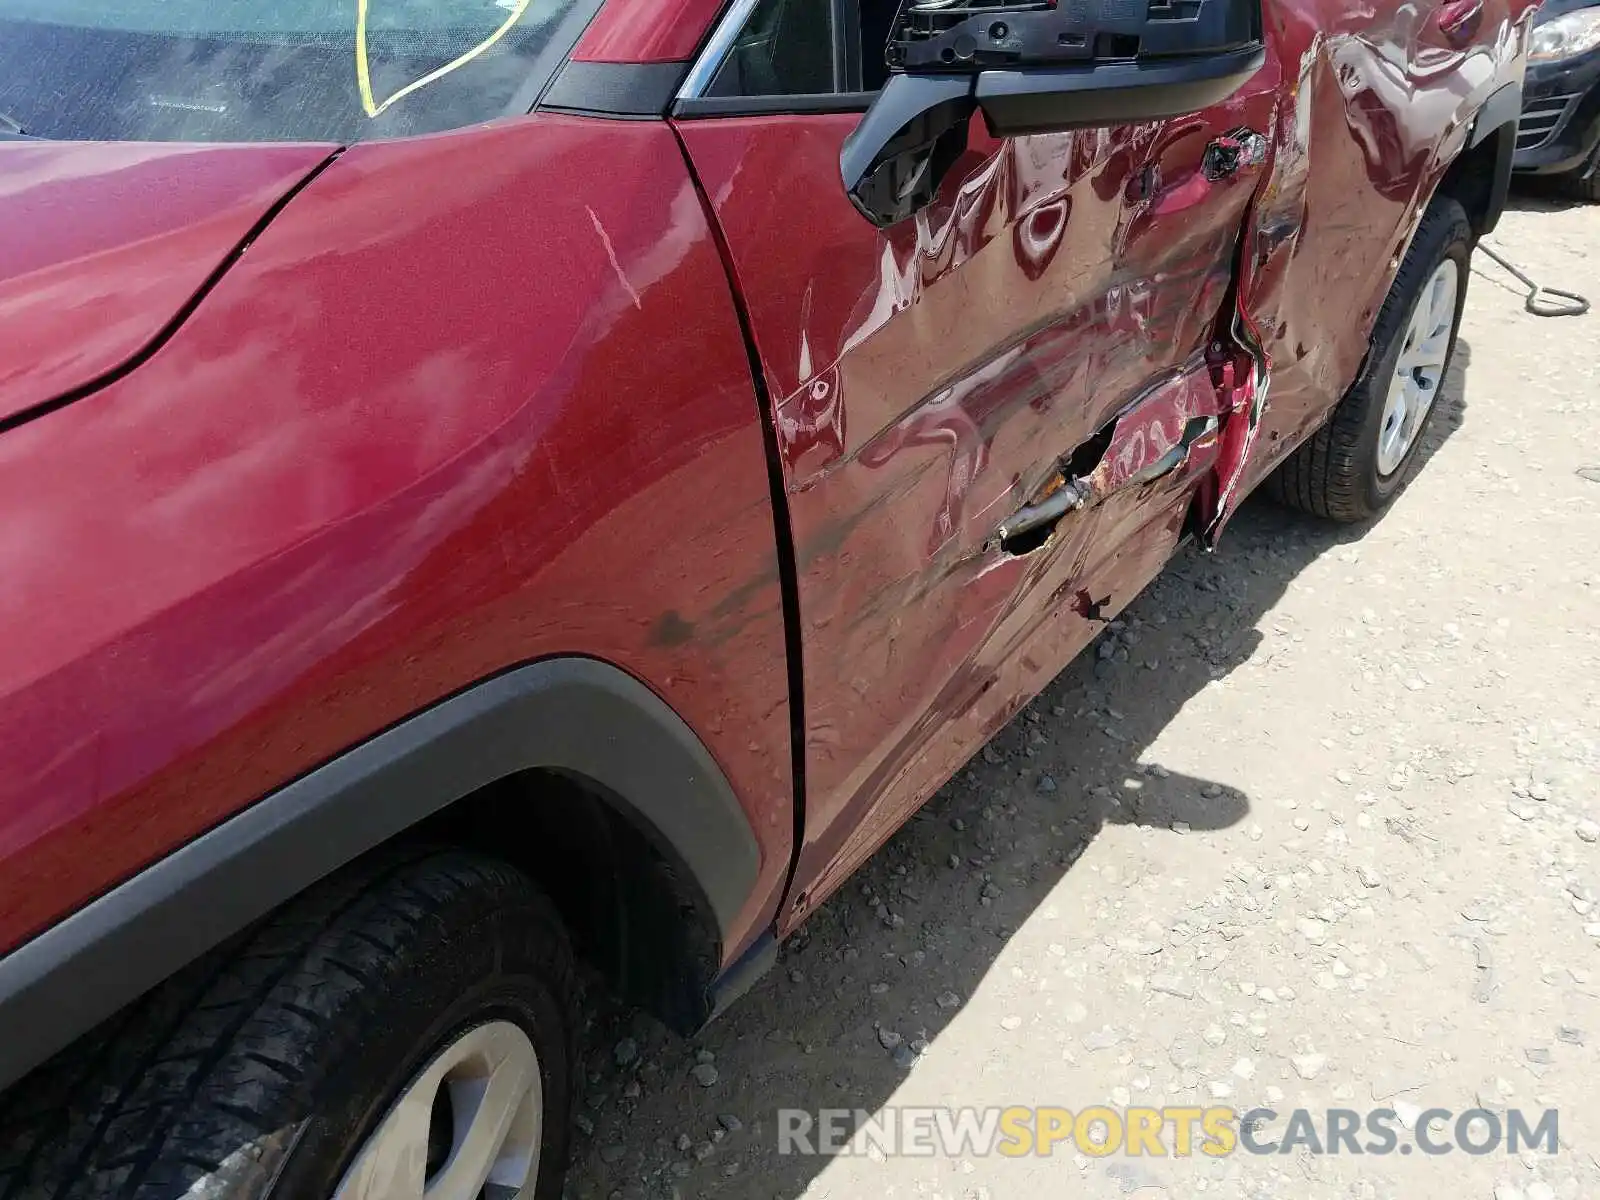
[839,75,976,227]
[975,46,1267,137]
[841,0,1266,227]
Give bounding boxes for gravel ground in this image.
[564,196,1600,1200]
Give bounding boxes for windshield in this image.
[0,0,590,143]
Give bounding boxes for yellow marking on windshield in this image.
[356,0,532,118]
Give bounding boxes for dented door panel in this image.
[675,71,1278,922]
[803,360,1226,902]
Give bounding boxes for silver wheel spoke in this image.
[1433,271,1456,329]
[333,1086,432,1200]
[1416,323,1452,363]
[335,1022,542,1200]
[427,1037,539,1199]
[1401,381,1428,444]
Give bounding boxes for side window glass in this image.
[705,0,838,97]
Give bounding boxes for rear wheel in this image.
[0,852,578,1200]
[1267,196,1472,521]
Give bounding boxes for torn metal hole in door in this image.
[995,368,1222,557]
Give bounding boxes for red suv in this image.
[0,0,1532,1195]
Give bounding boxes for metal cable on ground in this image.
[1476,243,1591,317]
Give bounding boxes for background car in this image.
[1514,0,1600,197]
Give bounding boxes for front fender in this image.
[0,656,760,1092]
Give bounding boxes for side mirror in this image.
[840,0,1267,227]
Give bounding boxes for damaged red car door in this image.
[670,0,1280,923]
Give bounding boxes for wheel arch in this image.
[411,764,729,1035]
[1433,82,1521,238]
[0,657,760,1092]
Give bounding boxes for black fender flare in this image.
[1469,80,1522,235]
[0,657,759,1091]
[1472,80,1523,150]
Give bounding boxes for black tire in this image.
[1266,196,1472,521]
[0,851,578,1200]
[1554,145,1600,202]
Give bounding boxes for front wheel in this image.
[1267,196,1472,522]
[1553,146,1600,202]
[0,852,579,1200]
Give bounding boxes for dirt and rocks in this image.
[564,196,1600,1200]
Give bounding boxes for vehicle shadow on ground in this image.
[564,343,1472,1200]
[1504,184,1588,215]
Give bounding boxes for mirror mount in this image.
[888,0,1260,75]
[841,0,1266,228]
